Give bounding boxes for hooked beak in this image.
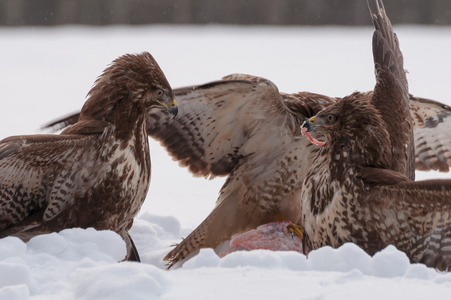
[301,116,316,134]
[300,116,325,146]
[301,116,324,133]
[167,101,178,119]
[158,99,178,119]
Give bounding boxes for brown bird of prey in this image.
[300,0,451,271]
[301,98,451,271]
[0,52,178,261]
[43,3,451,268]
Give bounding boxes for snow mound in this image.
[0,228,127,299]
[0,215,451,299]
[72,263,167,300]
[27,228,126,262]
[0,285,29,300]
[179,239,444,279]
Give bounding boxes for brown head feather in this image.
[63,52,175,138]
[308,92,393,171]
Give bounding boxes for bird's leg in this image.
[274,214,303,239]
[287,223,303,239]
[120,230,141,262]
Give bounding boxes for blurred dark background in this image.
[1,0,451,26]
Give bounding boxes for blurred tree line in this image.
[1,0,451,26]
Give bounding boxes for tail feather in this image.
[415,224,451,271]
[163,196,272,269]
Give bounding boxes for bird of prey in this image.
[301,96,451,271]
[300,0,451,271]
[42,5,451,268]
[0,52,178,261]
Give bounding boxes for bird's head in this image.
[300,112,338,146]
[80,52,178,124]
[301,92,392,154]
[300,110,338,147]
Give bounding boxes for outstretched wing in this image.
[147,74,329,179]
[0,134,92,235]
[409,96,451,172]
[42,75,335,179]
[368,0,414,179]
[44,113,80,132]
[375,179,451,271]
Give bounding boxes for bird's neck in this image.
[304,143,360,215]
[111,102,147,141]
[93,96,151,175]
[106,112,150,179]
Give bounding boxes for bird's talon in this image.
[286,223,303,239]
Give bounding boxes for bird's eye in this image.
[155,89,164,97]
[327,115,336,123]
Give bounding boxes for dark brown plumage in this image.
[0,52,177,261]
[368,0,414,180]
[300,1,451,271]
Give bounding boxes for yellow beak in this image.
[309,116,316,122]
[157,99,178,118]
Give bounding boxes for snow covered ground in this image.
[1,25,451,299]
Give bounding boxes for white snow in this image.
[1,25,451,299]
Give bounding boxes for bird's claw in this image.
[287,223,303,239]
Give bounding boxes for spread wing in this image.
[44,113,81,132]
[0,134,93,235]
[368,0,414,179]
[372,179,451,270]
[146,74,333,179]
[42,80,451,176]
[42,75,335,179]
[160,75,337,268]
[409,96,451,172]
[358,166,451,270]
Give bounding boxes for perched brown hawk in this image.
[43,3,451,268]
[0,52,178,261]
[300,1,451,271]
